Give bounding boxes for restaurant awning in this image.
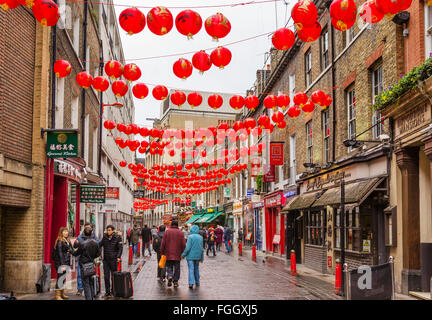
[311,177,384,207]
[281,191,321,212]
[195,213,214,223]
[185,214,203,224]
[206,211,224,223]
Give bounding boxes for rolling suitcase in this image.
[113,260,133,299]
[91,274,100,297]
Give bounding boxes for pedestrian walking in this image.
[151,225,158,238]
[198,226,207,249]
[141,224,152,257]
[153,225,166,282]
[238,228,244,245]
[126,226,132,247]
[71,226,101,300]
[206,229,217,257]
[52,227,73,300]
[214,226,223,251]
[160,220,186,288]
[129,224,141,257]
[73,223,98,296]
[182,225,190,240]
[223,225,232,253]
[181,225,204,289]
[99,225,123,299]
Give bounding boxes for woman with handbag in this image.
[72,227,101,300]
[53,227,73,300]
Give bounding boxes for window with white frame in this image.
[306,121,313,163]
[289,74,295,103]
[73,14,80,54]
[71,95,79,128]
[372,65,384,138]
[305,49,312,87]
[93,127,98,171]
[321,28,329,70]
[289,134,296,185]
[347,88,356,151]
[55,77,65,128]
[322,109,330,162]
[84,114,90,166]
[346,26,356,47]
[425,3,432,58]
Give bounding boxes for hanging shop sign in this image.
[270,142,284,165]
[306,170,351,192]
[191,201,196,208]
[283,187,297,199]
[80,184,106,203]
[251,194,261,203]
[134,190,145,198]
[263,164,275,182]
[272,234,281,244]
[265,193,282,207]
[106,187,120,199]
[53,159,83,183]
[233,200,242,216]
[223,187,231,198]
[46,130,78,158]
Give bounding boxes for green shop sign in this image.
[80,184,106,203]
[47,130,78,158]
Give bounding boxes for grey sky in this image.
[114,0,293,129]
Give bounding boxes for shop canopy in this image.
[205,211,224,223]
[185,214,203,224]
[195,213,214,223]
[281,191,320,212]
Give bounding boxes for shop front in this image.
[224,201,234,230]
[283,186,301,262]
[232,200,243,243]
[194,206,225,226]
[44,158,85,278]
[264,191,286,255]
[252,194,265,251]
[243,201,254,247]
[283,148,389,274]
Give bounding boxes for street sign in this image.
[246,188,254,198]
[46,130,78,158]
[80,185,106,203]
[224,187,231,198]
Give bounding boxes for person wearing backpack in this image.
[181,225,204,289]
[141,224,152,257]
[52,227,73,300]
[153,225,166,282]
[206,230,217,257]
[72,227,101,300]
[223,225,232,253]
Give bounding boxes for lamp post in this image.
[340,179,345,297]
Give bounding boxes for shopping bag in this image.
[158,255,166,269]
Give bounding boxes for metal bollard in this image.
[252,245,257,262]
[128,245,133,265]
[335,258,342,295]
[239,241,242,256]
[290,250,297,276]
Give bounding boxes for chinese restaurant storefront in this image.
[243,201,254,247]
[252,194,265,251]
[282,187,301,262]
[264,191,286,255]
[283,148,389,274]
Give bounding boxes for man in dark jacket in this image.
[129,224,141,257]
[198,227,207,249]
[72,227,101,300]
[224,225,232,253]
[153,225,166,282]
[160,220,186,288]
[141,224,152,257]
[99,225,123,299]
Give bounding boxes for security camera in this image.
[378,134,390,142]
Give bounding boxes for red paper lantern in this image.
[272,111,285,124]
[210,46,232,69]
[264,95,278,110]
[105,60,123,79]
[243,95,258,112]
[173,58,193,79]
[233,121,244,132]
[132,83,149,99]
[147,6,173,35]
[171,91,186,107]
[152,85,168,100]
[192,50,212,74]
[187,92,203,108]
[205,13,231,40]
[229,95,244,110]
[123,63,141,82]
[119,7,146,35]
[293,92,308,106]
[53,60,71,78]
[287,105,301,118]
[112,80,129,97]
[92,76,109,92]
[0,0,19,10]
[76,72,93,89]
[301,100,315,114]
[258,115,270,128]
[119,161,127,168]
[175,9,202,39]
[272,28,295,50]
[244,118,257,130]
[103,120,115,130]
[310,90,326,106]
[359,0,385,24]
[277,94,291,109]
[291,0,318,30]
[323,94,333,108]
[32,0,59,26]
[297,22,322,42]
[208,94,223,110]
[375,0,406,15]
[277,121,287,130]
[330,0,357,31]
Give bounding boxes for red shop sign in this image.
[106,187,120,199]
[263,164,275,182]
[270,142,284,166]
[265,193,282,207]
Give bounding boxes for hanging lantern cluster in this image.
[330,0,357,32]
[292,0,321,43]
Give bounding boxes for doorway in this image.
[285,211,302,263]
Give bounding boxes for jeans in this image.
[132,243,137,255]
[216,242,222,251]
[207,243,216,256]
[76,260,83,290]
[156,253,166,279]
[187,260,200,285]
[143,241,151,256]
[225,240,231,253]
[80,268,94,300]
[103,259,117,294]
[166,260,181,282]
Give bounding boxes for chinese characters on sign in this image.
[80,185,106,203]
[263,164,275,182]
[53,159,82,183]
[106,187,120,199]
[46,131,78,158]
[270,142,284,166]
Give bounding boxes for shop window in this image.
[321,28,329,70]
[305,49,312,87]
[305,210,326,246]
[371,64,384,138]
[334,207,371,252]
[289,74,295,103]
[425,3,432,58]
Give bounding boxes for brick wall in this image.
[305,244,327,274]
[334,250,374,271]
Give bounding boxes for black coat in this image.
[72,238,100,265]
[99,233,123,261]
[141,227,152,243]
[55,240,72,268]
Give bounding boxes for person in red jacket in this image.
[160,220,186,288]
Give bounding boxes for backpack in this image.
[127,228,132,239]
[153,234,162,252]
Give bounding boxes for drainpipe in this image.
[51,0,57,129]
[330,22,337,163]
[98,39,103,177]
[80,1,88,159]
